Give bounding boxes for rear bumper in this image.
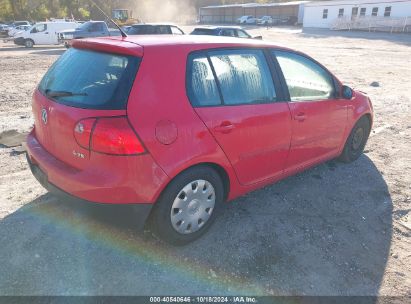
[26,153,153,229]
[26,130,169,205]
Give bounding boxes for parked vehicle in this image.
[7,25,30,37]
[237,15,257,24]
[0,24,9,35]
[14,21,78,48]
[257,16,274,26]
[58,21,120,47]
[1,21,30,36]
[11,21,31,27]
[26,35,373,245]
[125,23,185,35]
[190,26,261,39]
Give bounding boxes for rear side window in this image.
[39,48,140,109]
[187,54,221,107]
[209,49,276,105]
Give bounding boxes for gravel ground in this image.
[0,26,410,296]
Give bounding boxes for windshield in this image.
[38,48,140,110]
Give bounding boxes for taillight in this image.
[74,118,96,149]
[74,117,145,155]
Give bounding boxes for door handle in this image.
[294,112,306,122]
[214,122,234,134]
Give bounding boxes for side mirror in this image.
[342,85,353,99]
[253,36,263,40]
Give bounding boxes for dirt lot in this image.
[0,26,410,296]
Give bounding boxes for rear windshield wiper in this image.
[45,89,88,98]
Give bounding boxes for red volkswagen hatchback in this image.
[26,35,373,245]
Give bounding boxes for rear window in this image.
[38,48,140,110]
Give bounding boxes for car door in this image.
[187,49,292,185]
[30,23,49,44]
[271,50,349,172]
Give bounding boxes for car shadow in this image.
[0,155,391,296]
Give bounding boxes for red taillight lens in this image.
[91,117,145,155]
[74,118,96,149]
[74,117,145,155]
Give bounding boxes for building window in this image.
[384,6,391,17]
[323,9,328,19]
[338,8,344,18]
[372,7,378,16]
[360,7,366,17]
[352,7,358,17]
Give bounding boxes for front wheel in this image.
[24,39,34,48]
[149,166,224,245]
[339,116,371,163]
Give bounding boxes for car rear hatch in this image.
[32,39,143,170]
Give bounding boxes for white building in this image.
[303,0,411,29]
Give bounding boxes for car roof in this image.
[194,26,243,30]
[72,35,292,57]
[130,23,178,26]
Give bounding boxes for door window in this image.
[220,29,235,37]
[274,51,335,102]
[171,26,184,35]
[236,30,250,38]
[156,26,170,34]
[209,49,276,105]
[31,24,47,33]
[90,23,104,32]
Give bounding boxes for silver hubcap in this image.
[170,180,216,234]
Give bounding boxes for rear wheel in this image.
[149,166,224,245]
[24,39,34,48]
[339,116,371,163]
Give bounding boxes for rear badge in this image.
[74,122,84,134]
[41,108,48,124]
[73,150,85,159]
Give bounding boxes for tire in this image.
[24,39,34,48]
[149,166,224,245]
[339,116,371,163]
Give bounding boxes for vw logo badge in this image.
[41,108,48,124]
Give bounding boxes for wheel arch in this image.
[156,162,231,204]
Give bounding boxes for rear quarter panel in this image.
[127,44,242,201]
